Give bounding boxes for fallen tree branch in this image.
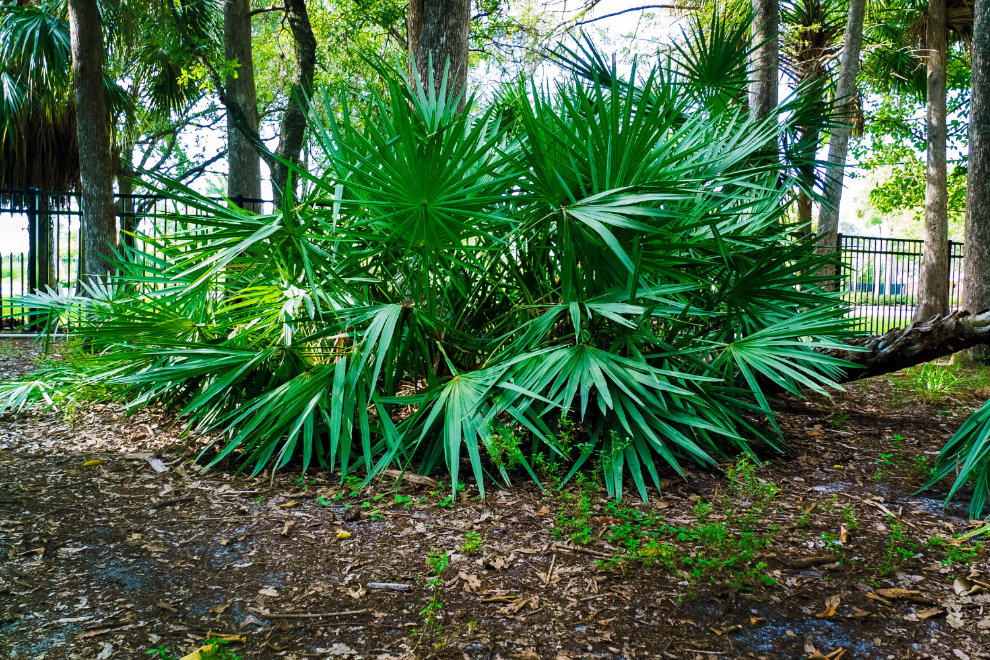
[830,309,990,382]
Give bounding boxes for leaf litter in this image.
[0,344,989,659]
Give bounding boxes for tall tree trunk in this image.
[407,0,471,111]
[917,0,950,321]
[225,0,262,211]
[749,0,779,121]
[270,0,316,210]
[67,0,117,285]
[962,0,990,363]
[816,0,866,285]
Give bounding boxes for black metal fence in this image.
[836,234,965,334]
[1,188,270,332]
[0,190,970,335]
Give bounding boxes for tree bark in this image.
[962,0,990,363]
[67,0,117,285]
[827,310,990,382]
[815,0,866,284]
[749,0,779,121]
[224,0,262,211]
[270,0,316,210]
[917,0,951,320]
[407,0,471,111]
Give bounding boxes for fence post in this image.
[834,233,843,293]
[26,188,38,295]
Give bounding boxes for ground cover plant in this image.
[0,40,860,504]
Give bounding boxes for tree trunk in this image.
[962,0,990,363]
[270,0,316,210]
[815,0,866,284]
[68,0,117,286]
[797,185,813,231]
[749,0,779,121]
[917,0,950,320]
[407,0,471,111]
[224,0,262,212]
[827,310,990,382]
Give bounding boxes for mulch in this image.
[1,339,989,660]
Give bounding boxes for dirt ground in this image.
[2,337,990,660]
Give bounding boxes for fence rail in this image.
[0,189,969,335]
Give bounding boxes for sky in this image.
[1,2,877,259]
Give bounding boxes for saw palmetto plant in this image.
[1,48,856,500]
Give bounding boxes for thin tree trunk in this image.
[68,0,117,286]
[749,0,779,121]
[407,0,471,111]
[816,0,866,285]
[797,181,813,230]
[917,0,950,320]
[225,0,262,211]
[962,0,990,363]
[270,0,316,209]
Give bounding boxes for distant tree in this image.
[814,0,866,273]
[750,0,779,120]
[963,0,990,362]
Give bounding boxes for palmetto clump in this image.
[1,47,853,500]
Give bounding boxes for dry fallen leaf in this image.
[210,602,230,615]
[711,624,743,635]
[866,592,893,606]
[281,521,294,536]
[875,588,920,599]
[817,594,841,618]
[347,585,367,599]
[839,525,849,544]
[258,588,279,597]
[509,649,540,660]
[458,571,482,593]
[916,608,945,620]
[279,501,298,508]
[750,616,765,626]
[83,459,104,467]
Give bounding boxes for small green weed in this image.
[145,638,242,660]
[827,410,850,429]
[394,494,413,508]
[874,452,896,481]
[878,515,917,574]
[926,536,985,565]
[555,474,596,545]
[486,425,524,472]
[418,548,449,634]
[295,476,316,491]
[461,531,482,555]
[841,505,859,531]
[909,454,935,482]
